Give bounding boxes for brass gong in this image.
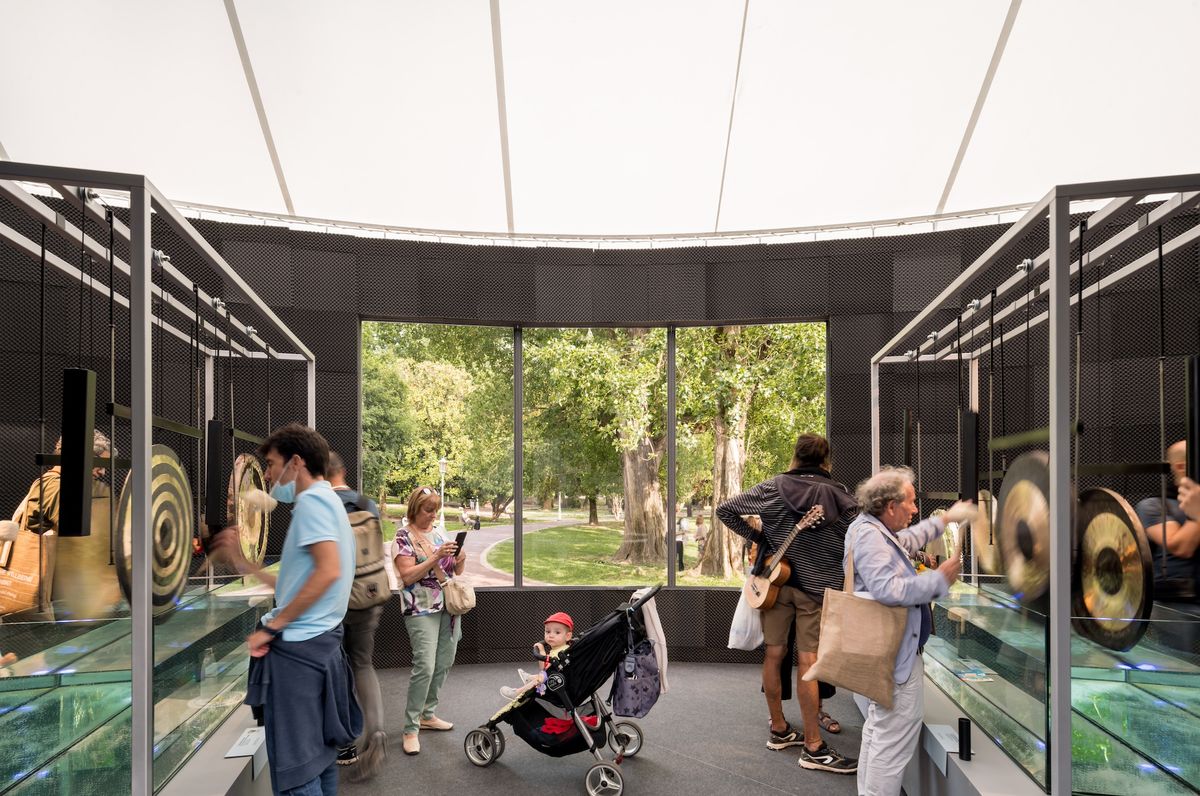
[1071,488,1155,651]
[227,453,269,566]
[996,451,1052,603]
[115,444,193,613]
[971,489,1001,575]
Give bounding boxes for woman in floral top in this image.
[393,486,466,756]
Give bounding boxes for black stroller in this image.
[463,585,662,796]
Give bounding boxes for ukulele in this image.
[743,504,825,610]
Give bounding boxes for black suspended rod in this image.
[78,197,86,367]
[1157,224,1168,574]
[39,224,46,456]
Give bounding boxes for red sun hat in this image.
[544,612,574,632]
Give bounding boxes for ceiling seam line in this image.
[489,0,515,234]
[223,0,296,216]
[714,0,751,234]
[934,0,1022,216]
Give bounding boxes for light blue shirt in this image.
[844,512,948,683]
[264,480,355,642]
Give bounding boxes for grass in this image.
[487,522,742,588]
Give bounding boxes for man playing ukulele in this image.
[717,433,859,774]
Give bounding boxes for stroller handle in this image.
[627,583,663,615]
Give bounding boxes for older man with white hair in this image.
[845,466,975,796]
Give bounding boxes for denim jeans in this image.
[276,761,338,796]
[403,610,461,733]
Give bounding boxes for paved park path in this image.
[458,518,578,587]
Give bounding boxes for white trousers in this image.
[857,657,924,796]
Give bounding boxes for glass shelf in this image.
[927,581,1200,794]
[0,579,267,794]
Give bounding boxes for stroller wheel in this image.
[585,762,624,796]
[607,720,644,757]
[464,727,500,767]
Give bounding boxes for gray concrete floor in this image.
[338,662,864,796]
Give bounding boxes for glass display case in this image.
[926,579,1200,795]
[0,582,267,794]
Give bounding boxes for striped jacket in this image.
[716,468,858,599]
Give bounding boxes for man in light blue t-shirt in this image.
[216,423,360,795]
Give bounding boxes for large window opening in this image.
[360,321,825,588]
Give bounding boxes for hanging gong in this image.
[116,444,193,613]
[996,451,1052,603]
[971,489,1001,575]
[227,453,269,566]
[1071,488,1155,651]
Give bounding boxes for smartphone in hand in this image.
[454,531,468,552]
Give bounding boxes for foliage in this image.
[360,320,826,577]
[361,323,513,508]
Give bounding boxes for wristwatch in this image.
[260,622,284,639]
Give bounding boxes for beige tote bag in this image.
[802,531,908,709]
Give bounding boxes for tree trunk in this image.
[699,327,754,577]
[612,437,667,563]
[587,494,599,525]
[490,493,513,520]
[699,411,749,576]
[608,494,623,518]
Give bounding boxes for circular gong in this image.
[115,444,193,613]
[228,454,269,566]
[971,489,1001,575]
[997,451,1052,603]
[1072,488,1154,651]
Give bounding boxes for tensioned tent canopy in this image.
[2,0,1198,239]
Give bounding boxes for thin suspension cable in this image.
[988,288,996,540]
[88,253,95,363]
[1157,224,1168,575]
[192,285,202,543]
[956,313,964,412]
[38,224,46,455]
[265,344,272,433]
[1074,220,1087,482]
[155,255,165,417]
[78,198,86,367]
[107,210,116,566]
[915,353,923,515]
[1024,262,1032,432]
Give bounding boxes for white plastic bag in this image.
[727,578,764,650]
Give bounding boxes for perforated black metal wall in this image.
[3,192,1197,666]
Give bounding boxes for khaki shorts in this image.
[761,585,822,652]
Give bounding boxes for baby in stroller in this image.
[498,611,575,701]
[463,586,663,796]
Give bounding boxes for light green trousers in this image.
[403,610,462,734]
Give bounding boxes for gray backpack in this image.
[611,638,661,718]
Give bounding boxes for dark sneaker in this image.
[766,722,804,750]
[336,744,360,766]
[798,743,857,773]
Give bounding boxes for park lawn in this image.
[487,523,740,588]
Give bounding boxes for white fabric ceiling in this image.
[2,0,1199,237]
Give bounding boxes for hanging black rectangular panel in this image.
[960,409,978,498]
[58,367,96,537]
[205,419,228,532]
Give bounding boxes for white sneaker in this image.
[518,668,539,685]
[500,685,523,700]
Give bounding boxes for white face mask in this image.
[269,458,300,503]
